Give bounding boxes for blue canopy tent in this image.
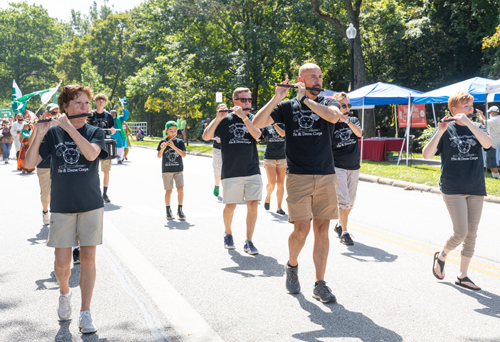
[346,82,423,165]
[319,89,375,110]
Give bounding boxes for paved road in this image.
[1,146,499,342]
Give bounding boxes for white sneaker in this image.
[492,173,500,179]
[79,311,97,334]
[43,211,50,225]
[57,292,72,321]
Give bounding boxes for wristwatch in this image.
[300,95,308,103]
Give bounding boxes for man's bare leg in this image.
[339,208,352,232]
[223,203,237,234]
[103,170,110,187]
[245,200,258,240]
[312,219,330,281]
[288,219,311,266]
[79,246,97,312]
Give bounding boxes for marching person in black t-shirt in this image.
[331,92,362,246]
[157,121,187,220]
[202,87,263,255]
[25,85,108,333]
[253,63,342,303]
[262,122,286,215]
[423,91,491,291]
[87,93,115,203]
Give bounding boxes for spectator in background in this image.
[478,106,500,179]
[11,113,24,158]
[1,119,13,163]
[136,127,144,141]
[177,115,187,141]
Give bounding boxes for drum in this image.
[102,138,117,160]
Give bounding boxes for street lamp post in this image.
[346,23,357,91]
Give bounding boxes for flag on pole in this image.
[11,80,25,114]
[17,88,54,103]
[40,84,61,104]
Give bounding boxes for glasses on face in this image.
[341,103,352,109]
[235,98,252,103]
[49,111,58,115]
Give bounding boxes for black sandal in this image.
[455,276,481,291]
[433,252,445,280]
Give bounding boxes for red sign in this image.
[398,104,427,128]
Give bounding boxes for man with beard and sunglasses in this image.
[202,87,263,255]
[253,63,342,303]
[331,92,362,246]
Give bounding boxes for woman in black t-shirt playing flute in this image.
[423,91,492,291]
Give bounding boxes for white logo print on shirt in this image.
[164,149,180,166]
[292,108,322,137]
[228,123,251,144]
[449,135,478,161]
[55,142,88,172]
[267,126,284,142]
[334,127,356,148]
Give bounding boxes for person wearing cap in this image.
[478,106,500,178]
[87,94,115,202]
[157,121,187,220]
[10,113,25,158]
[35,103,60,225]
[110,103,129,164]
[177,115,187,141]
[202,87,263,255]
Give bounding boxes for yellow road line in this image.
[349,222,500,278]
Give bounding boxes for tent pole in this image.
[394,105,398,137]
[431,104,437,128]
[360,98,365,164]
[406,98,413,167]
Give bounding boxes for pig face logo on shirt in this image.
[293,112,320,129]
[335,128,352,141]
[450,136,477,155]
[164,149,179,164]
[228,123,251,144]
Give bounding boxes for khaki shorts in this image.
[222,174,262,204]
[264,158,287,168]
[162,172,184,190]
[100,159,112,171]
[334,167,360,210]
[286,173,338,223]
[37,167,51,204]
[47,207,104,248]
[213,148,222,176]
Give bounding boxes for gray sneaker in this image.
[313,280,337,303]
[334,223,342,238]
[79,311,97,334]
[57,292,72,321]
[285,263,300,294]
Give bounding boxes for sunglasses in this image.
[341,104,352,109]
[235,98,252,103]
[49,111,58,115]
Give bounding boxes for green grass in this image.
[131,139,500,197]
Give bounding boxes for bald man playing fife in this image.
[253,63,342,303]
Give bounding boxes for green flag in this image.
[17,88,53,102]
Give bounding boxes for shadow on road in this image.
[221,250,285,278]
[27,225,49,245]
[269,211,289,223]
[341,241,398,263]
[292,293,403,341]
[442,283,500,319]
[36,267,81,291]
[164,220,195,230]
[104,203,121,212]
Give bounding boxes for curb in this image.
[133,144,500,204]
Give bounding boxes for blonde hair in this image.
[94,93,108,102]
[448,91,473,114]
[233,88,251,100]
[333,92,349,102]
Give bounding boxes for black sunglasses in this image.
[49,111,58,115]
[341,104,352,109]
[235,98,252,103]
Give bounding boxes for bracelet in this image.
[242,117,249,122]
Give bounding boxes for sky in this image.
[0,0,145,21]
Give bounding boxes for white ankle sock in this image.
[60,290,71,298]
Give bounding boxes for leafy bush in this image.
[415,125,436,148]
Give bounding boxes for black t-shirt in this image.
[87,110,114,130]
[270,96,340,174]
[213,138,221,150]
[262,124,285,160]
[39,124,108,213]
[37,155,51,169]
[214,112,261,179]
[332,117,361,170]
[157,138,186,173]
[435,122,489,196]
